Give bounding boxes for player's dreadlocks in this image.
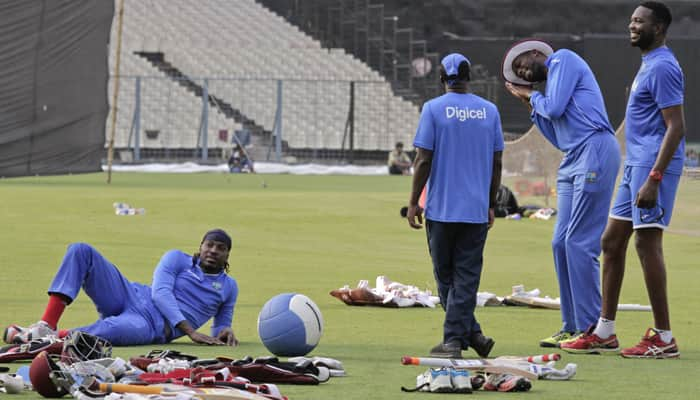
[194,228,232,273]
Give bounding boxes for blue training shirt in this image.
[625,46,685,175]
[151,250,238,340]
[529,49,615,152]
[413,92,504,223]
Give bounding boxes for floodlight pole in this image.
[106,0,125,184]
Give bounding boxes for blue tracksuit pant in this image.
[426,220,488,349]
[47,243,168,345]
[553,133,620,333]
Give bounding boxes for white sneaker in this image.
[429,368,452,393]
[414,370,431,392]
[449,368,472,393]
[3,321,57,344]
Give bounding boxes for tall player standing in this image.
[562,1,685,358]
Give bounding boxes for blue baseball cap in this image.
[441,53,471,85]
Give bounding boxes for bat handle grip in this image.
[99,383,164,395]
[401,356,419,365]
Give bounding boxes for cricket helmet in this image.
[60,331,112,364]
[29,351,68,398]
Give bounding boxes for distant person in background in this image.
[407,53,503,359]
[493,184,524,218]
[228,144,254,173]
[685,149,698,167]
[504,39,621,348]
[388,142,412,175]
[562,1,685,359]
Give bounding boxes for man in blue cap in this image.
[407,53,504,359]
[4,229,239,346]
[503,39,621,348]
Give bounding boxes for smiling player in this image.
[562,1,685,358]
[503,39,621,348]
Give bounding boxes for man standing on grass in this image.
[407,53,503,359]
[504,38,621,348]
[562,1,685,358]
[4,229,239,347]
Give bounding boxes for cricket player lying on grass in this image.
[3,229,238,347]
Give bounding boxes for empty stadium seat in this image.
[108,0,419,154]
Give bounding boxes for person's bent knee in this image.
[66,242,97,257]
[601,228,627,258]
[601,234,621,256]
[551,236,566,253]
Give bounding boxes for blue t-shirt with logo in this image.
[625,46,685,175]
[529,49,615,153]
[151,250,238,340]
[413,92,504,223]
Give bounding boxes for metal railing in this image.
[107,75,423,164]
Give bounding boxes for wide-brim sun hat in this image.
[502,39,554,85]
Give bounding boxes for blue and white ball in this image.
[257,293,324,357]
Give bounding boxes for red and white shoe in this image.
[620,328,680,359]
[3,321,57,344]
[560,325,619,354]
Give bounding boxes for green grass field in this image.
[1,172,698,399]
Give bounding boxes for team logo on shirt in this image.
[585,171,597,183]
[212,282,222,290]
[445,106,487,121]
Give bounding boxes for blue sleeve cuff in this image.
[413,142,433,151]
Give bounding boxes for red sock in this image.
[57,330,70,338]
[41,295,67,329]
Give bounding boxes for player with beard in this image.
[3,229,239,346]
[503,39,621,349]
[562,1,685,358]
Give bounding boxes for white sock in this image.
[593,317,615,339]
[654,328,673,344]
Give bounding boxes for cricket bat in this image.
[94,382,271,400]
[401,356,538,380]
[617,304,652,311]
[504,295,560,309]
[495,353,561,364]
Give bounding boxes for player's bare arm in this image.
[176,320,225,345]
[488,151,503,228]
[408,147,433,229]
[635,105,685,208]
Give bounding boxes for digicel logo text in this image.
[445,106,487,121]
